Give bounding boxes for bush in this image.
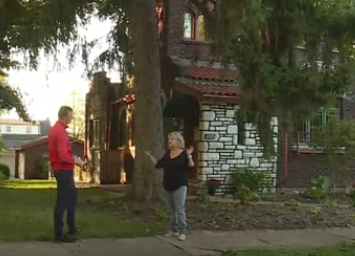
[231,167,273,204]
[0,163,10,180]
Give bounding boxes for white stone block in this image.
[200,105,211,111]
[244,152,255,157]
[245,138,256,145]
[199,121,209,130]
[261,162,273,168]
[209,142,224,149]
[221,164,230,171]
[250,158,260,167]
[200,153,220,161]
[216,127,227,131]
[271,117,278,125]
[227,159,238,164]
[201,167,214,174]
[255,152,263,157]
[226,109,236,118]
[211,121,222,126]
[232,135,238,145]
[227,125,238,134]
[234,150,243,159]
[237,145,246,150]
[273,126,278,133]
[198,174,207,182]
[236,159,247,164]
[220,137,233,142]
[198,142,209,152]
[201,111,216,121]
[199,161,208,167]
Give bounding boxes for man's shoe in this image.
[68,228,81,236]
[54,235,77,243]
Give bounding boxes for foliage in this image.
[36,157,50,179]
[304,175,332,199]
[231,167,272,204]
[311,119,355,186]
[0,76,29,121]
[192,0,355,154]
[0,163,10,180]
[196,183,211,204]
[205,178,221,196]
[311,175,333,193]
[345,182,355,207]
[0,135,4,153]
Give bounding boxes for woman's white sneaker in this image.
[164,231,178,237]
[178,234,186,241]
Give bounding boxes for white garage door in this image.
[0,153,16,178]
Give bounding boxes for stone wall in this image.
[196,103,278,193]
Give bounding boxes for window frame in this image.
[294,107,339,149]
[6,126,11,133]
[183,11,206,41]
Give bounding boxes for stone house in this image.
[85,0,352,191]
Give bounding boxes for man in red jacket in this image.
[48,106,84,243]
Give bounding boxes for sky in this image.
[2,18,121,125]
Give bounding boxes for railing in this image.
[292,131,313,150]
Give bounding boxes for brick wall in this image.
[278,97,355,189]
[161,0,212,61]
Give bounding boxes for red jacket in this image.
[48,121,74,171]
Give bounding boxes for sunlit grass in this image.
[0,180,162,241]
[1,179,96,189]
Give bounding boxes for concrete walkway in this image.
[2,227,355,256]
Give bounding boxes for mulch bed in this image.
[262,192,352,205]
[82,197,355,232]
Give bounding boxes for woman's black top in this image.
[155,150,189,192]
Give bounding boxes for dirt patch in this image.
[82,197,355,232]
[262,192,352,205]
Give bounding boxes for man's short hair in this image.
[58,106,73,119]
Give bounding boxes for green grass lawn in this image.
[217,244,355,256]
[0,180,162,242]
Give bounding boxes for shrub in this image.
[230,167,272,204]
[0,163,10,180]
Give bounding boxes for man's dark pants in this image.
[54,170,77,238]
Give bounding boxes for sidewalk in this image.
[1,227,355,256]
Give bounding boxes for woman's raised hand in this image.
[186,146,194,156]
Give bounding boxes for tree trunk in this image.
[128,0,165,201]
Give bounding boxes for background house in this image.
[0,118,51,178]
[15,136,84,179]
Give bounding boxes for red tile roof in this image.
[177,83,238,103]
[184,66,238,82]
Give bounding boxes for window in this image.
[26,126,31,133]
[183,12,206,41]
[184,12,194,39]
[295,108,339,148]
[6,126,11,132]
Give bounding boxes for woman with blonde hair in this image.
[145,131,194,241]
